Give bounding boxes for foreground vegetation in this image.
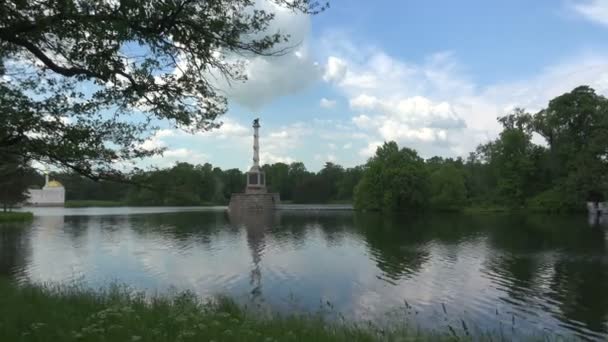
[0,280,564,342]
[0,212,33,222]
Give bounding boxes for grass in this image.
[65,201,126,208]
[0,280,569,342]
[65,201,228,208]
[0,211,34,222]
[462,205,510,214]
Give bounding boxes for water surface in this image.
[1,207,607,340]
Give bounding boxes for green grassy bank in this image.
[64,201,228,208]
[0,211,34,222]
[0,280,565,342]
[65,201,126,208]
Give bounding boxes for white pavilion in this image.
[26,173,65,206]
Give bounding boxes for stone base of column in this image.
[228,193,280,212]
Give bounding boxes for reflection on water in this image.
[1,208,608,340]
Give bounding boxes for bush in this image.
[526,188,585,212]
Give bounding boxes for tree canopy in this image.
[0,0,326,179]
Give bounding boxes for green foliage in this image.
[429,164,467,211]
[126,163,222,206]
[337,167,364,200]
[0,152,33,211]
[0,212,33,222]
[0,0,325,179]
[262,163,293,200]
[526,187,585,213]
[354,142,429,211]
[533,86,608,204]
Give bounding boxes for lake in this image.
[1,207,607,340]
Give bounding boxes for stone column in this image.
[253,118,260,168]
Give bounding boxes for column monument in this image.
[228,118,280,212]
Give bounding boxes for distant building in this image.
[26,173,65,206]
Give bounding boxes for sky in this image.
[142,0,608,172]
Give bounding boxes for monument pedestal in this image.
[228,118,280,212]
[228,193,280,212]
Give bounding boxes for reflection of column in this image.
[228,209,277,299]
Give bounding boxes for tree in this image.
[263,163,291,200]
[292,176,332,204]
[317,162,344,200]
[429,163,467,210]
[0,0,326,180]
[472,109,540,207]
[336,166,363,201]
[533,86,608,206]
[354,142,429,211]
[0,153,31,211]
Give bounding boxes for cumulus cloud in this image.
[147,148,209,168]
[213,1,322,109]
[323,56,348,82]
[360,142,383,158]
[322,39,608,158]
[570,0,608,26]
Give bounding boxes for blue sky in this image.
[143,0,608,171]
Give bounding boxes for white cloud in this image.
[269,131,289,139]
[261,122,312,164]
[322,38,608,158]
[314,153,337,163]
[261,152,294,165]
[320,97,337,109]
[571,0,608,26]
[145,148,209,168]
[213,1,322,109]
[323,56,348,82]
[359,141,383,158]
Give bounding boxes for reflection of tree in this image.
[128,211,237,250]
[550,255,608,335]
[0,222,31,278]
[483,214,608,335]
[353,213,432,282]
[273,211,356,248]
[228,209,278,299]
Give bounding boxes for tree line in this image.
[355,86,608,212]
[2,86,607,212]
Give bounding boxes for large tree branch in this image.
[2,35,107,80]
